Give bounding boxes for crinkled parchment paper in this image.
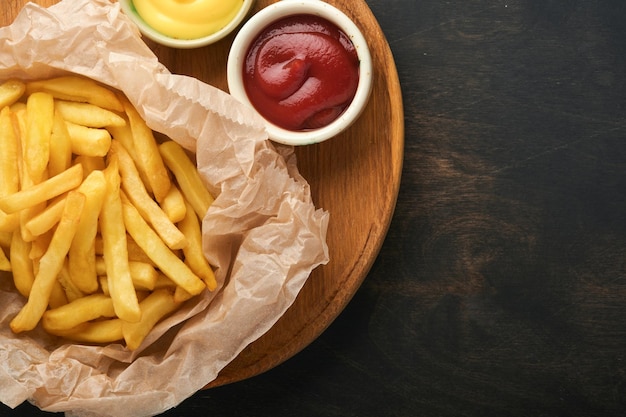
[0,1,329,416]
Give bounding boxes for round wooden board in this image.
[0,0,404,388]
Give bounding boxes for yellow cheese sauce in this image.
[132,0,244,39]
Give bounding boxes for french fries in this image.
[0,245,10,271]
[49,109,73,177]
[0,106,20,233]
[0,79,26,108]
[24,92,54,183]
[120,95,171,203]
[122,289,180,351]
[121,192,206,297]
[113,140,187,250]
[0,163,83,214]
[9,231,34,297]
[42,293,116,332]
[10,191,85,333]
[44,318,124,344]
[55,100,126,128]
[25,76,124,112]
[159,140,214,219]
[68,170,107,294]
[100,156,142,323]
[65,122,112,157]
[160,184,187,223]
[0,230,12,248]
[23,194,66,238]
[0,75,217,350]
[179,200,217,291]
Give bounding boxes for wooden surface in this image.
[5,0,626,416]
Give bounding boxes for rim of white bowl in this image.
[119,0,255,49]
[227,0,373,146]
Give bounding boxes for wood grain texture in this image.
[349,1,626,416]
[0,0,403,392]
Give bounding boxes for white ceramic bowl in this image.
[119,0,255,49]
[227,0,373,146]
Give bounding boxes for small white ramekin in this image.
[227,0,373,146]
[119,0,255,49]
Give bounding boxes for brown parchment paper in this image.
[0,1,330,416]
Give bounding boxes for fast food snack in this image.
[0,75,216,349]
[0,2,329,416]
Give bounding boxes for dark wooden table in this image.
[4,0,626,416]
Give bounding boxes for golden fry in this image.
[113,140,187,250]
[121,193,206,296]
[55,100,126,128]
[0,246,10,271]
[17,148,49,243]
[106,114,151,186]
[45,318,124,344]
[100,156,141,323]
[173,286,194,303]
[9,102,26,113]
[19,206,46,243]
[121,96,171,202]
[104,273,176,297]
[0,107,19,195]
[10,191,85,333]
[48,280,68,309]
[0,107,20,232]
[23,194,66,238]
[65,121,112,157]
[9,231,34,297]
[42,293,116,331]
[159,140,214,218]
[127,261,160,290]
[68,170,107,294]
[73,155,106,177]
[49,109,73,177]
[179,201,217,291]
[25,92,54,182]
[14,108,31,188]
[25,76,124,112]
[0,231,11,249]
[0,163,82,214]
[122,289,180,351]
[160,184,187,223]
[95,235,154,264]
[96,259,159,291]
[107,116,136,156]
[0,208,20,234]
[57,260,85,302]
[28,229,53,260]
[0,79,25,108]
[154,274,177,290]
[0,213,20,235]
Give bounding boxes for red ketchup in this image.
[243,14,360,131]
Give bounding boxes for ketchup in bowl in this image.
[242,15,360,131]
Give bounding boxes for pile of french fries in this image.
[0,76,217,350]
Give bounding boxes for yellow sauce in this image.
[133,0,244,39]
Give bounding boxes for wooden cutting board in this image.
[0,0,404,388]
